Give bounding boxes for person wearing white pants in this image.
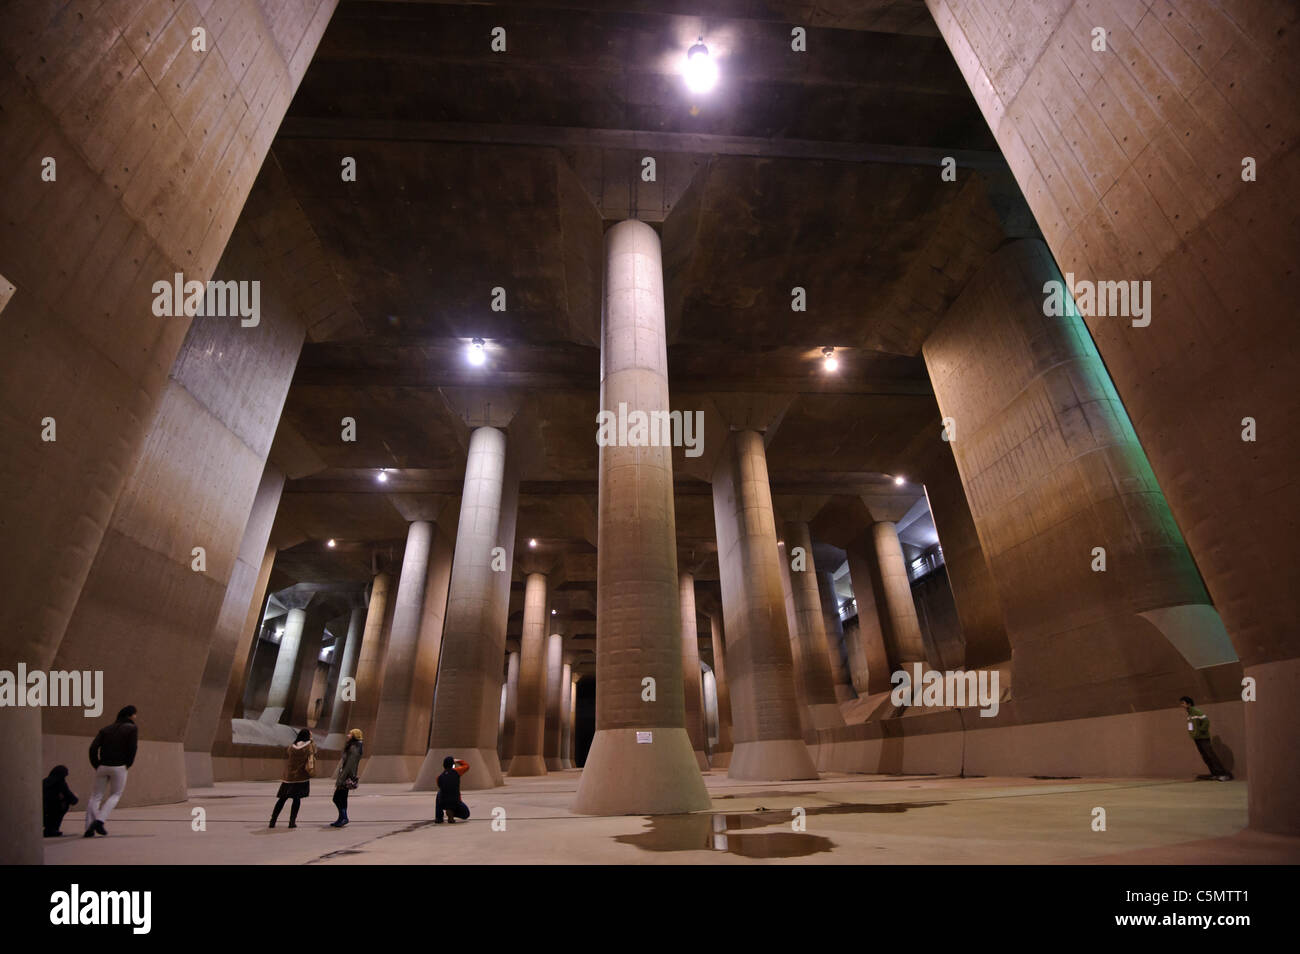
[84,705,138,837]
[84,765,128,833]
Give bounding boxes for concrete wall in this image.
[815,699,1246,782]
[927,0,1299,832]
[0,0,337,863]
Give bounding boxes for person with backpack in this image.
[269,729,317,828]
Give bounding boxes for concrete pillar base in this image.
[545,757,564,771]
[710,751,732,770]
[414,748,505,791]
[728,739,818,781]
[693,750,710,771]
[573,728,711,815]
[184,751,215,789]
[507,754,548,777]
[1245,657,1300,836]
[361,754,425,784]
[42,735,188,807]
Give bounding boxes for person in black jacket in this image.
[84,705,138,837]
[42,765,78,837]
[433,756,471,824]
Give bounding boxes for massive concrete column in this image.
[267,608,309,718]
[574,219,710,814]
[844,544,894,694]
[707,613,733,768]
[286,608,330,727]
[678,573,710,770]
[543,632,565,770]
[183,465,284,786]
[419,424,516,791]
[0,1,337,863]
[558,656,574,769]
[923,239,1231,725]
[869,521,929,670]
[817,570,857,703]
[509,573,551,777]
[781,522,846,729]
[927,0,1298,834]
[918,447,1009,669]
[501,650,520,768]
[326,603,368,739]
[712,430,817,780]
[569,673,581,767]
[347,572,394,743]
[702,667,719,751]
[368,521,455,782]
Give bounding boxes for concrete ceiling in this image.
[259,0,1039,609]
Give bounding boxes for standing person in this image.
[84,705,138,837]
[433,756,471,824]
[269,729,317,829]
[1180,696,1232,780]
[42,766,78,837]
[330,729,364,828]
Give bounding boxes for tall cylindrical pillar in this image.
[702,667,719,752]
[544,632,565,770]
[266,608,307,716]
[783,521,845,729]
[348,572,394,743]
[708,613,733,768]
[870,521,928,669]
[711,429,817,780]
[509,573,550,776]
[501,650,520,768]
[327,603,367,737]
[559,657,574,768]
[419,425,512,790]
[573,219,710,814]
[679,573,709,769]
[817,569,857,702]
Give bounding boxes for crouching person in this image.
[433,756,471,824]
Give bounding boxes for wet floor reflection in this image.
[615,800,946,857]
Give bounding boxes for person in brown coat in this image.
[269,729,317,829]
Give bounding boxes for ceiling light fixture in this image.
[376,469,389,484]
[822,346,838,372]
[894,475,905,486]
[684,37,717,94]
[327,538,337,548]
[467,337,486,366]
[529,538,537,548]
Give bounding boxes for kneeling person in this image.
[434,756,471,824]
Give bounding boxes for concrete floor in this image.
[43,770,1299,865]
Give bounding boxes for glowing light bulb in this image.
[822,346,838,372]
[529,538,537,548]
[467,337,486,366]
[377,470,389,483]
[327,538,337,548]
[894,476,905,486]
[684,39,717,94]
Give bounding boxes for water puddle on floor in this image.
[615,801,946,858]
